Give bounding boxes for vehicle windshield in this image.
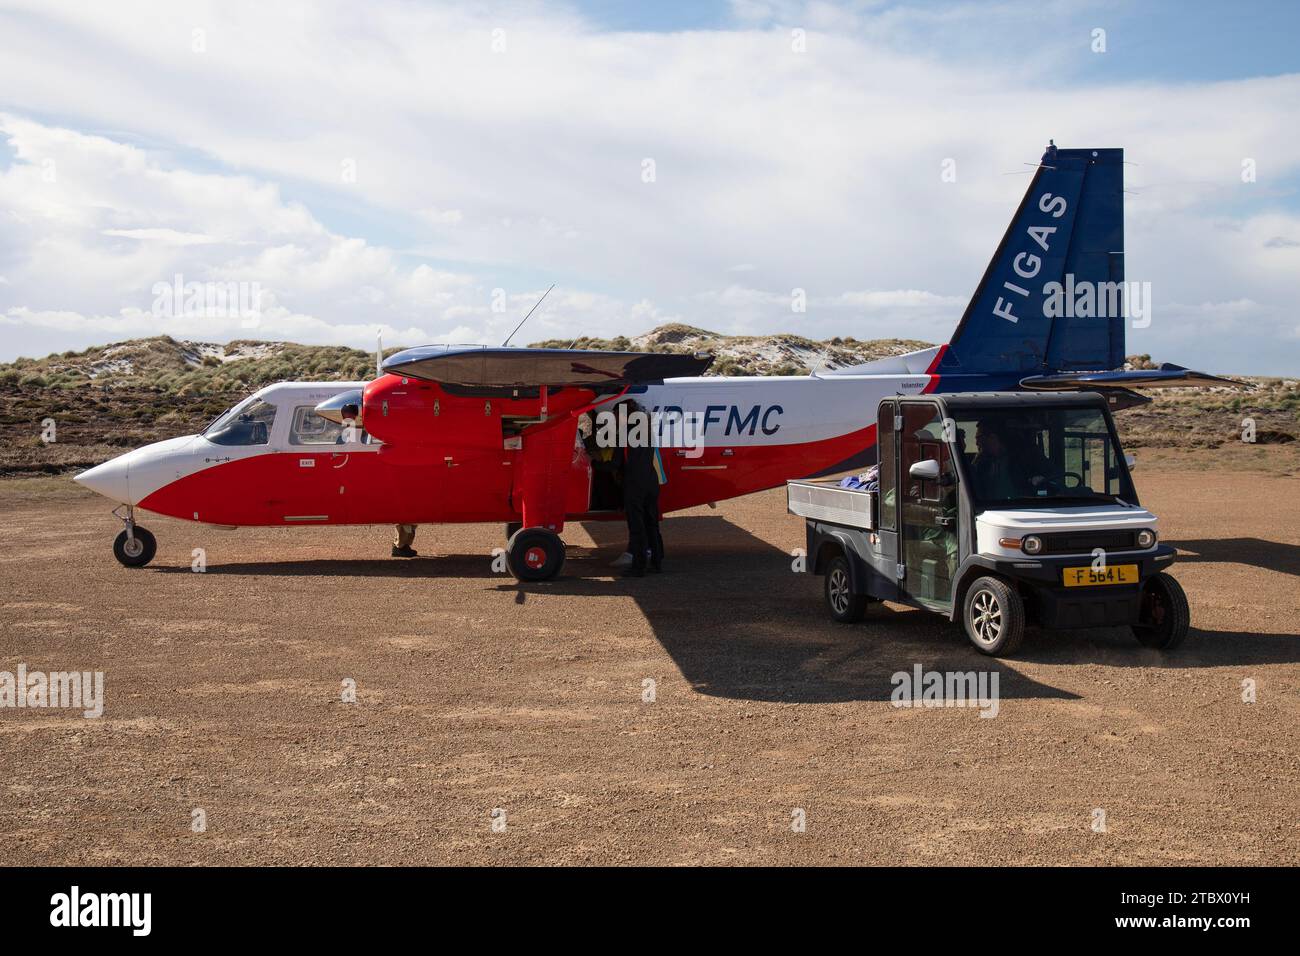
[203,397,276,446]
[951,405,1135,508]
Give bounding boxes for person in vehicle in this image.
[619,401,664,577]
[971,422,1018,500]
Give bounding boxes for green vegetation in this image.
[0,337,379,397]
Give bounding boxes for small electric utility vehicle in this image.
[787,392,1188,656]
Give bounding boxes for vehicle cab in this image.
[788,391,1188,656]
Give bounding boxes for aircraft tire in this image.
[507,527,565,582]
[113,527,157,568]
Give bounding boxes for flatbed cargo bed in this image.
[786,477,875,530]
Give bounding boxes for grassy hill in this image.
[0,330,1296,478]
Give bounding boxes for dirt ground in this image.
[1,463,1298,866]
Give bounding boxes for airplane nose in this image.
[74,454,132,504]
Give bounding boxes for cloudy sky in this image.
[1,0,1297,374]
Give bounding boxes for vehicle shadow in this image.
[1169,537,1300,578]
[531,517,1300,698]
[497,515,1081,704]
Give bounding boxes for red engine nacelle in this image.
[362,374,441,447]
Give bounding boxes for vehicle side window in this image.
[878,403,896,531]
[1062,409,1118,495]
[900,404,945,502]
[206,399,275,446]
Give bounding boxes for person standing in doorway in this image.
[620,401,664,577]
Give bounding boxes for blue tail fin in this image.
[939,143,1125,376]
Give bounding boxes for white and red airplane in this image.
[74,144,1227,579]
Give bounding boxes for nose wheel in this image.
[111,506,157,568]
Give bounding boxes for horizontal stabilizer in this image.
[1020,364,1246,390]
[383,346,713,388]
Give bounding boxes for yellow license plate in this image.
[1062,564,1138,587]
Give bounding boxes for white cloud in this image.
[0,1,1296,372]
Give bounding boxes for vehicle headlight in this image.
[1136,529,1156,549]
[1022,535,1043,555]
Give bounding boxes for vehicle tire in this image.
[1132,572,1190,650]
[505,522,521,539]
[113,526,157,568]
[962,575,1026,656]
[506,527,565,582]
[824,554,868,624]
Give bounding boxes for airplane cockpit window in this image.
[204,398,276,446]
[290,405,369,445]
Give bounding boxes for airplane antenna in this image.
[502,284,555,347]
[376,330,383,377]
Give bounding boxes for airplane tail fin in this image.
[938,143,1125,377]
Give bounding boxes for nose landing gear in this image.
[111,505,157,568]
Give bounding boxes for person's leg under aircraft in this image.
[392,524,418,558]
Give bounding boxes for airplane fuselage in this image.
[75,349,960,529]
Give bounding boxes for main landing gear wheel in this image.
[1132,572,1190,650]
[506,527,565,582]
[824,554,868,624]
[962,575,1026,656]
[113,526,157,568]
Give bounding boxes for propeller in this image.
[314,388,364,426]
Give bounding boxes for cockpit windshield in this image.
[203,397,276,446]
[951,405,1135,508]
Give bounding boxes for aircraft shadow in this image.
[152,555,502,580]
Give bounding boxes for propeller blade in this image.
[314,388,364,425]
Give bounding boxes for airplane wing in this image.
[381,346,713,388]
[1019,364,1246,391]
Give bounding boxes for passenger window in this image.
[290,405,371,445]
[206,399,276,446]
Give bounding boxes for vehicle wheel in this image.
[1132,572,1189,650]
[824,554,868,624]
[506,527,565,582]
[113,526,157,568]
[505,522,521,539]
[962,575,1026,656]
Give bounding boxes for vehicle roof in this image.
[886,390,1109,410]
